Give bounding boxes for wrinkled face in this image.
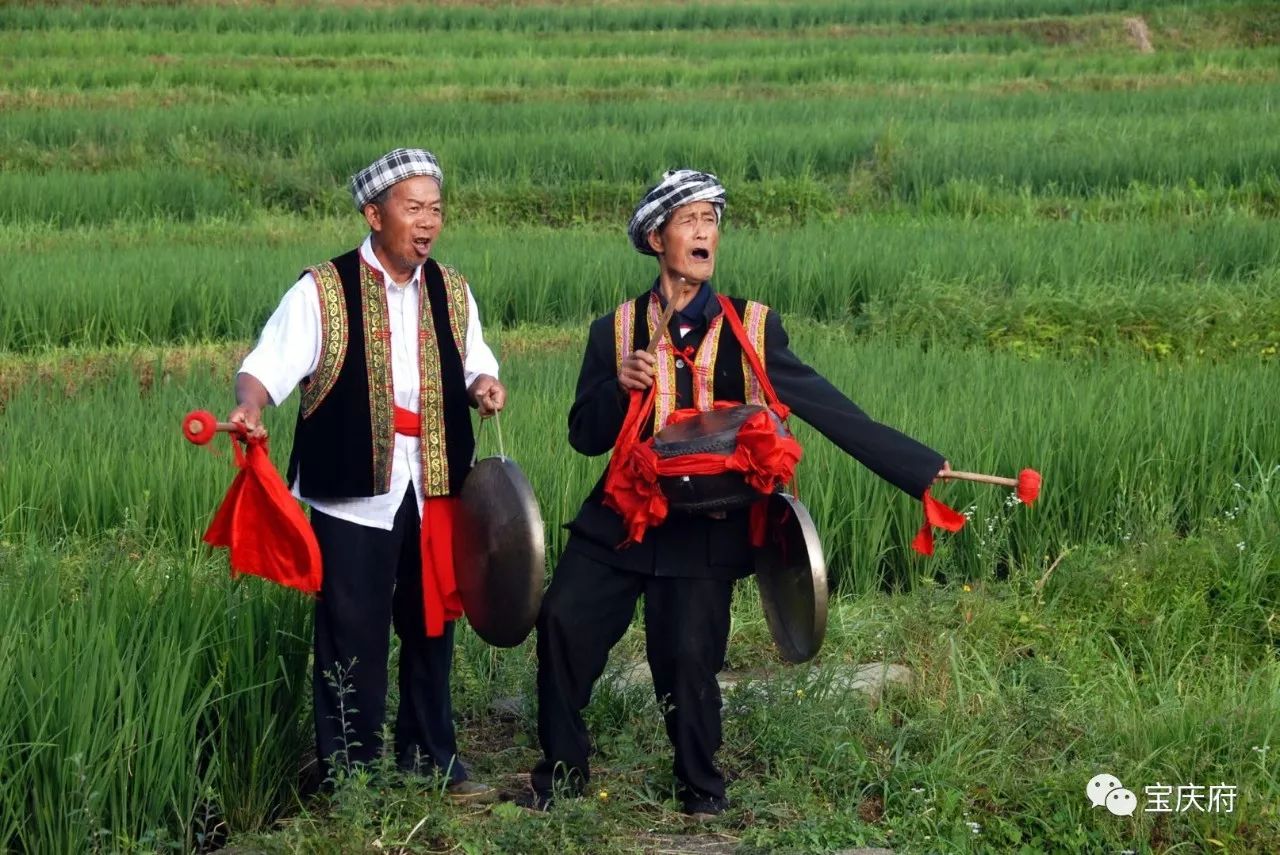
[646,200,720,284]
[363,175,443,279]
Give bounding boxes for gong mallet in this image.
[939,468,1043,504]
[645,277,690,357]
[181,409,249,446]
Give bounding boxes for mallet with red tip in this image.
[181,410,248,445]
[940,468,1042,504]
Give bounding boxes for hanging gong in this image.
[754,492,828,663]
[453,455,546,648]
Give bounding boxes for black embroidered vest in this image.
[613,291,771,438]
[286,248,474,500]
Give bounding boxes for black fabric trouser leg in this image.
[532,548,644,796]
[532,547,734,807]
[310,487,464,783]
[644,575,734,809]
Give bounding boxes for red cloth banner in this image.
[203,436,323,594]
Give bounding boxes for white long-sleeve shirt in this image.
[239,236,500,530]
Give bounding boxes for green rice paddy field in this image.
[1,1,1277,852]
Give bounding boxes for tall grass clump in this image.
[0,539,311,852]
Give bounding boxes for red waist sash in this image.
[396,405,462,637]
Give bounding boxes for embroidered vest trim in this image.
[612,291,769,433]
[300,254,471,497]
[418,263,471,497]
[740,300,769,407]
[359,261,398,493]
[300,261,349,419]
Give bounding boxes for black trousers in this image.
[532,545,734,810]
[310,487,465,783]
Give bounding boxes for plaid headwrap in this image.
[627,169,726,256]
[349,148,444,210]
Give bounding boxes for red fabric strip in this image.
[419,496,463,637]
[203,436,323,594]
[394,405,420,437]
[911,489,967,556]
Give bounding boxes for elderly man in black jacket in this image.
[523,169,947,818]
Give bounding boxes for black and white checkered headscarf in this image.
[627,169,726,256]
[349,148,444,210]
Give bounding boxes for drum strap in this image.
[715,295,787,416]
[603,297,802,545]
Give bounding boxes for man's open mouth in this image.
[414,238,432,253]
[691,248,710,261]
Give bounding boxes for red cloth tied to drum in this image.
[204,435,323,594]
[603,294,802,545]
[392,405,463,638]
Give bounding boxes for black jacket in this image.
[564,284,945,579]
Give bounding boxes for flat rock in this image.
[615,660,742,695]
[637,833,736,855]
[612,661,913,706]
[613,658,654,691]
[827,663,913,702]
[490,695,525,719]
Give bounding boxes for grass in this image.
[2,329,1277,591]
[6,497,1272,852]
[2,218,1278,351]
[4,0,1279,850]
[2,0,1259,33]
[3,90,1278,227]
[0,536,311,853]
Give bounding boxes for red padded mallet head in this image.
[182,409,240,446]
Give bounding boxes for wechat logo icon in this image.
[1088,773,1137,817]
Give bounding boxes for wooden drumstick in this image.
[939,470,1018,488]
[939,468,1043,505]
[646,277,689,356]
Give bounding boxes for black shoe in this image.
[682,796,728,820]
[513,789,554,813]
[447,779,498,804]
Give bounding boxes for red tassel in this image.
[182,410,218,445]
[1017,468,1042,505]
[911,489,967,556]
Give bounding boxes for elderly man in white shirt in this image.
[229,149,504,801]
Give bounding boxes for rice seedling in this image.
[0,0,1247,36]
[2,329,1275,592]
[0,540,310,852]
[3,217,1277,351]
[4,88,1277,207]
